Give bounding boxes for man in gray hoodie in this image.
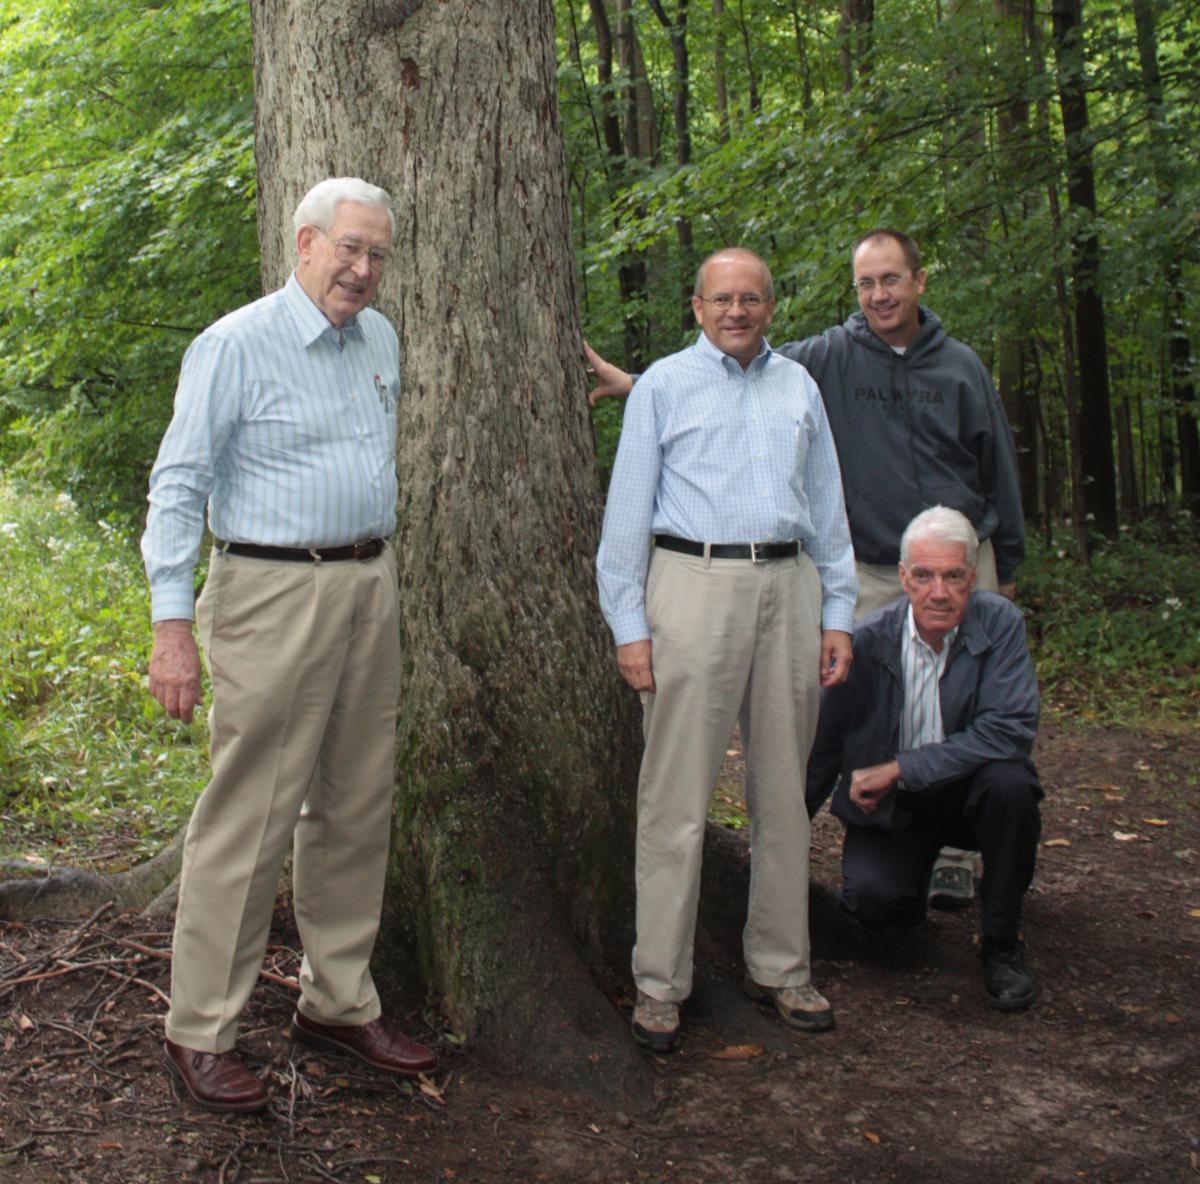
[586,228,1025,905]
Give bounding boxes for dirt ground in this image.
[1,718,1198,1184]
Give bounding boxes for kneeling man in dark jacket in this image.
[806,506,1042,1010]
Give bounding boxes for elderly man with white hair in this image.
[806,506,1042,1010]
[143,177,435,1112]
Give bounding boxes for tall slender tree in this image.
[1051,0,1118,537]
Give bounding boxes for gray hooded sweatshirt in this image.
[778,307,1024,582]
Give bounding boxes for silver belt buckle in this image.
[750,541,765,564]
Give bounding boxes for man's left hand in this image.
[849,760,902,815]
[819,630,853,687]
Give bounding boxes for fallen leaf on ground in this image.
[1112,831,1139,842]
[1142,818,1169,826]
[1043,838,1071,848]
[864,1130,881,1145]
[17,1015,34,1032]
[712,1044,764,1060]
[419,1074,445,1104]
[1187,909,1200,919]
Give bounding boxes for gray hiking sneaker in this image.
[631,990,680,1053]
[743,976,835,1033]
[927,861,974,909]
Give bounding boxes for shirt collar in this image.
[904,602,958,657]
[284,272,369,347]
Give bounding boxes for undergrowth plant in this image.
[0,480,207,869]
[1021,513,1199,725]
[0,480,1195,862]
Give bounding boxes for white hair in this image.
[900,506,979,568]
[292,177,395,238]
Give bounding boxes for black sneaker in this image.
[982,937,1035,1011]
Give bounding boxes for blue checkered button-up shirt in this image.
[597,332,857,646]
[141,274,400,622]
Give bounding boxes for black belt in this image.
[654,534,800,562]
[215,538,385,563]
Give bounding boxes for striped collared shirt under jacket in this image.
[899,603,959,750]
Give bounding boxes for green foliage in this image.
[565,0,1200,502]
[1022,513,1200,724]
[0,480,207,867]
[0,0,257,521]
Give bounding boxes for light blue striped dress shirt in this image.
[899,604,958,750]
[597,332,858,646]
[141,273,399,622]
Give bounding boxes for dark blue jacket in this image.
[806,591,1040,833]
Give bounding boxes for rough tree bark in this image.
[251,0,648,1100]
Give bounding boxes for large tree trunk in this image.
[251,0,647,1100]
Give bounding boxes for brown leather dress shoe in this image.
[290,1011,437,1077]
[163,1039,270,1113]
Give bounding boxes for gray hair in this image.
[293,177,395,238]
[900,506,979,569]
[693,248,775,301]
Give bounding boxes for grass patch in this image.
[0,480,207,871]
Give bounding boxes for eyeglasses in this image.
[906,567,971,588]
[697,293,768,311]
[851,273,909,293]
[315,227,394,272]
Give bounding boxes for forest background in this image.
[0,0,1196,866]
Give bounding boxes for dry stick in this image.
[0,955,152,994]
[297,1153,343,1183]
[100,965,170,1007]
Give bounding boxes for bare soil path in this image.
[2,719,1197,1183]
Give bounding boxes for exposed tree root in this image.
[0,830,184,921]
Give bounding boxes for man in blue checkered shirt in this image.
[597,247,857,1052]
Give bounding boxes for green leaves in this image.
[0,0,257,518]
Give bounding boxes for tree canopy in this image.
[1,0,1197,532]
[0,0,255,516]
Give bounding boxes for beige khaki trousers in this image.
[633,546,823,1002]
[165,546,400,1052]
[854,537,1000,619]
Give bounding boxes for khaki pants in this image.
[165,546,400,1052]
[633,546,823,1002]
